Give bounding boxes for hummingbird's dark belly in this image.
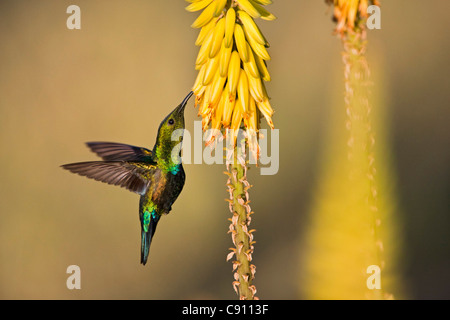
[149,166,185,215]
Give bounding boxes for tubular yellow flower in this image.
[209,72,227,106]
[189,0,276,152]
[191,0,218,28]
[202,54,220,86]
[209,17,226,58]
[222,89,236,128]
[219,38,233,77]
[247,72,264,102]
[234,23,249,63]
[254,53,270,81]
[246,33,270,61]
[195,28,215,66]
[238,10,267,46]
[186,0,214,13]
[224,8,236,48]
[237,68,249,115]
[227,50,241,96]
[243,43,260,79]
[195,17,218,46]
[231,98,243,130]
[257,97,274,129]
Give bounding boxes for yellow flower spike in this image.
[326,0,379,35]
[234,24,249,63]
[236,0,261,19]
[202,54,220,86]
[224,7,236,48]
[186,0,214,13]
[219,37,233,77]
[227,51,241,96]
[237,68,249,114]
[209,17,226,58]
[191,0,218,28]
[195,17,218,46]
[190,0,275,160]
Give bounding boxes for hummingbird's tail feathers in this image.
[61,161,154,195]
[86,142,154,162]
[140,215,160,265]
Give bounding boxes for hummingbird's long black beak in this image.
[176,91,194,115]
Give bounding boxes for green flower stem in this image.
[226,145,257,300]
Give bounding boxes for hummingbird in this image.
[62,91,193,265]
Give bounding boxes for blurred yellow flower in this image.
[326,0,380,34]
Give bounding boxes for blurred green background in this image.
[0,1,449,299]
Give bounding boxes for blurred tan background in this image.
[0,1,449,299]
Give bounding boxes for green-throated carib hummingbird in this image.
[62,91,193,265]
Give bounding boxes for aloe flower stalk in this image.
[187,0,276,299]
[301,0,395,299]
[330,2,386,296]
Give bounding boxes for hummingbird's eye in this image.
[168,119,175,125]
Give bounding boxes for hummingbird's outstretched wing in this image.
[61,161,155,195]
[86,142,153,162]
